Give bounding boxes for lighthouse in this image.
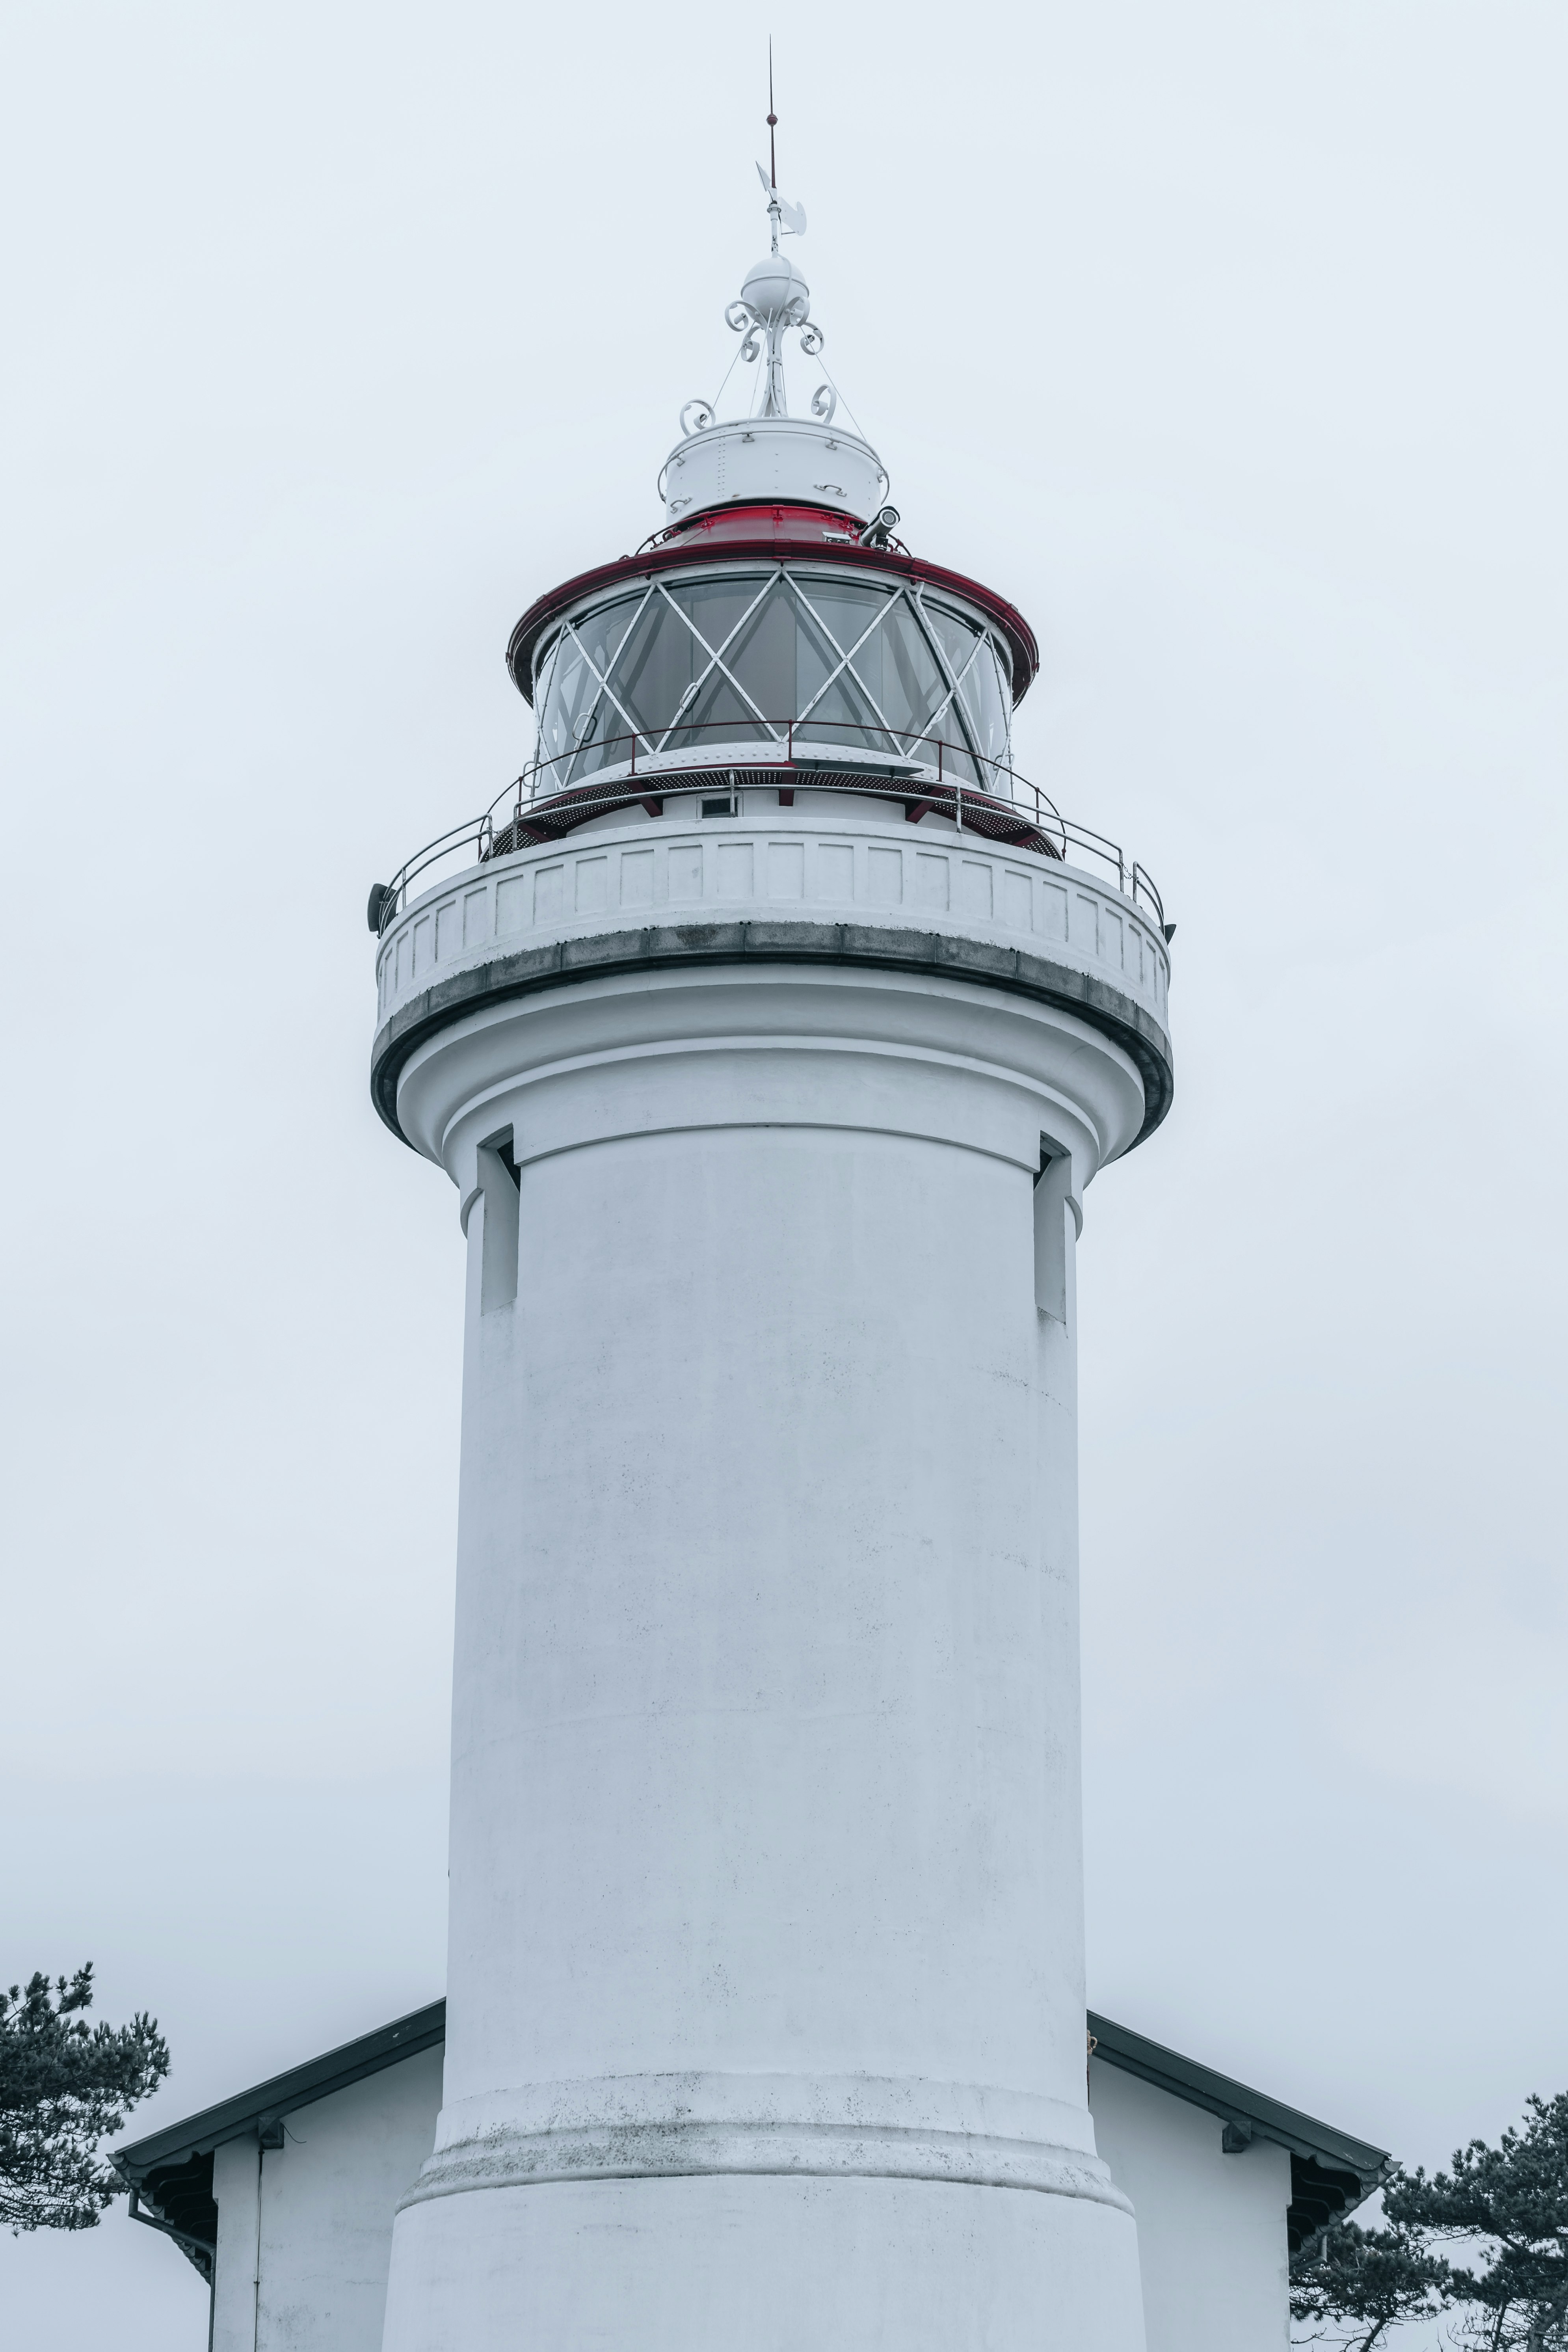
[368,160,1174,2352]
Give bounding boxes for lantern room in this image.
[493,178,1055,855]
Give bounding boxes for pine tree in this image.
[0,1965,170,2231]
[1386,2094,1568,2351]
[1289,2215,1453,2348]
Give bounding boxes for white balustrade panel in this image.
[375,818,1169,1031]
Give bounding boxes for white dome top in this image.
[738,253,809,321]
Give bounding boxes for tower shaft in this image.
[372,808,1170,2348]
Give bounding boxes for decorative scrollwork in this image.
[810,383,837,424]
[798,322,825,357]
[679,399,715,438]
[725,301,763,363]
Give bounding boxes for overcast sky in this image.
[3,2,1564,2342]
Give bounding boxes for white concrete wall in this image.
[1089,2059,1292,2352]
[374,930,1154,2350]
[209,2047,443,2352]
[208,2039,1288,2352]
[212,2135,261,2352]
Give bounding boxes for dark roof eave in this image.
[109,2001,447,2187]
[1088,2010,1390,2197]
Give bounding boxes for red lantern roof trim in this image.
[504,504,1041,709]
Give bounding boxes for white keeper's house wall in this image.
[111,2004,1386,2352]
[210,2049,443,2352]
[1090,2061,1292,2352]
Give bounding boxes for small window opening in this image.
[477,1128,520,1313]
[701,794,736,819]
[1033,1137,1073,1325]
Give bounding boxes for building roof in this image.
[1088,2010,1391,2251]
[113,1999,1388,2279]
[111,2002,444,2281]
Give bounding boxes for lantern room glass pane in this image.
[533,568,1015,790]
[610,596,698,741]
[680,670,767,741]
[854,597,949,752]
[798,665,894,755]
[537,637,599,774]
[669,579,781,748]
[714,581,798,732]
[621,576,779,751]
[533,595,645,783]
[664,575,767,661]
[575,596,640,685]
[959,639,1012,774]
[796,579,890,665]
[922,600,980,685]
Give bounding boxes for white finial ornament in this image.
[727,62,815,421]
[728,242,818,421]
[679,177,830,436]
[664,61,885,523]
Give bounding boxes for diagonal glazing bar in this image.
[846,584,964,756]
[591,579,657,700]
[652,573,783,744]
[553,629,608,785]
[555,630,645,780]
[955,631,1014,780]
[989,637,1016,773]
[910,587,994,776]
[788,577,904,742]
[652,571,786,750]
[910,583,977,716]
[561,583,659,763]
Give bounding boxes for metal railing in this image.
[371,720,1166,940]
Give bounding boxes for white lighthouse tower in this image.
[369,166,1174,2352]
